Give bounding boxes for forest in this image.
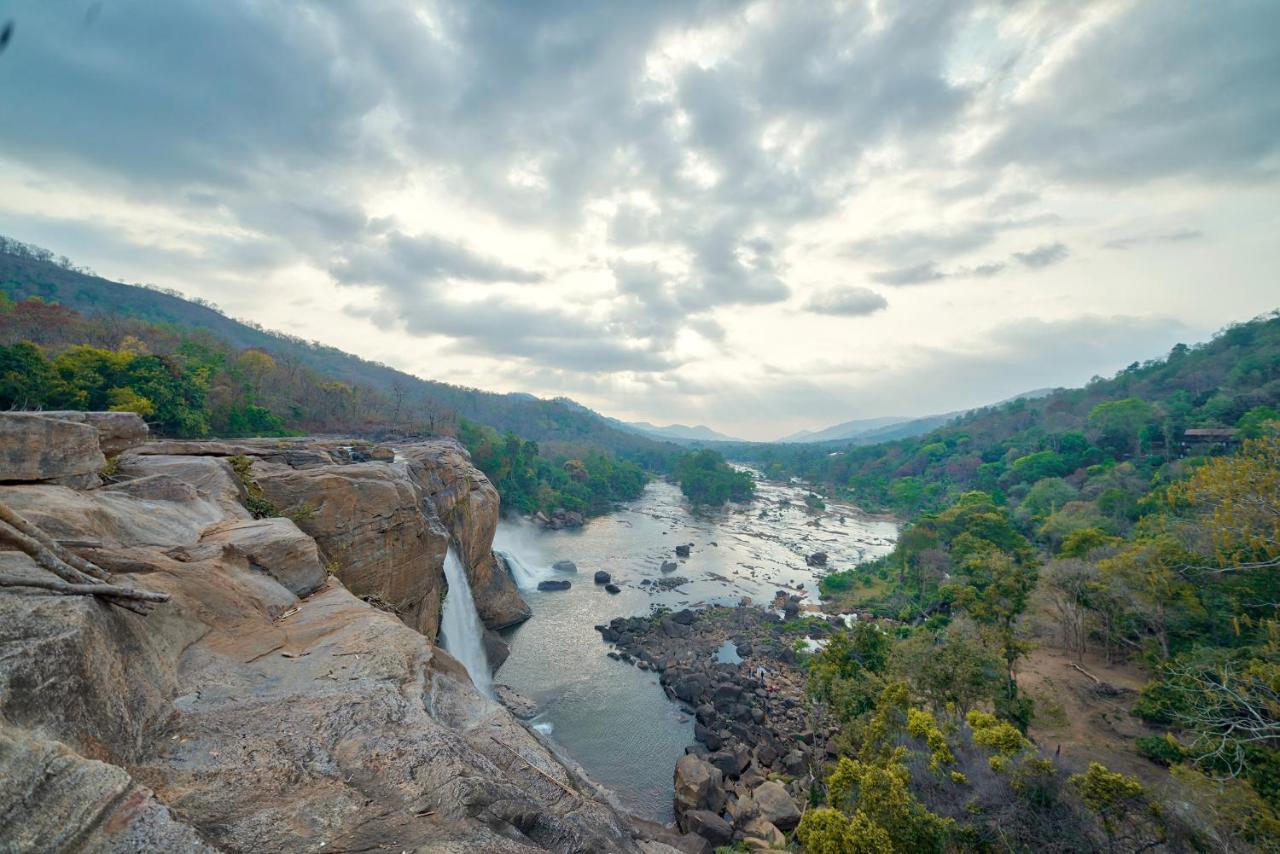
[0,291,659,519]
[784,316,1280,850]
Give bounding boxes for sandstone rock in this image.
[742,817,787,850]
[202,517,327,598]
[0,725,213,853]
[483,627,511,671]
[0,413,104,486]
[253,460,450,641]
[38,410,149,456]
[674,754,724,816]
[399,440,530,629]
[494,684,538,719]
[753,780,801,831]
[682,809,732,846]
[0,429,651,853]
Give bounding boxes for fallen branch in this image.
[1071,662,1102,684]
[0,518,100,585]
[488,736,578,800]
[0,573,170,613]
[0,499,108,580]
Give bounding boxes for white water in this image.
[438,547,494,698]
[493,525,557,590]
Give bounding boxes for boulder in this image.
[805,551,828,567]
[201,517,327,598]
[594,570,611,584]
[537,579,571,591]
[726,793,760,827]
[753,781,801,831]
[483,628,511,672]
[0,413,104,486]
[493,684,537,719]
[741,817,787,850]
[605,583,622,594]
[782,749,807,776]
[675,545,692,557]
[661,561,678,573]
[38,410,149,457]
[672,609,696,625]
[253,461,451,641]
[706,750,739,779]
[681,810,732,846]
[673,754,724,816]
[663,619,692,639]
[552,560,578,573]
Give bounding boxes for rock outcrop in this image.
[0,420,662,852]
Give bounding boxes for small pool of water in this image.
[714,639,742,665]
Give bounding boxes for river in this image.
[492,474,897,821]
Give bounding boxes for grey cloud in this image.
[1104,228,1204,250]
[805,287,888,316]
[349,293,675,374]
[331,231,542,289]
[870,263,947,286]
[980,1,1280,183]
[1013,242,1069,269]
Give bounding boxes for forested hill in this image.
[0,243,675,467]
[732,310,1280,514]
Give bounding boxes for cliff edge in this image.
[0,413,675,853]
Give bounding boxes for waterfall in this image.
[492,520,555,591]
[439,547,494,698]
[495,548,550,591]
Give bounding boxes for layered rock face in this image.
[0,418,666,853]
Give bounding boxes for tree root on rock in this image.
[0,499,169,614]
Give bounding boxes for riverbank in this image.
[491,476,895,825]
[597,602,842,849]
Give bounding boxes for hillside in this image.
[734,312,1280,514]
[0,243,677,468]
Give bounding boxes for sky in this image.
[0,0,1277,441]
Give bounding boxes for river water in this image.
[493,474,897,821]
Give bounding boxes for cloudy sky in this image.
[1,0,1277,440]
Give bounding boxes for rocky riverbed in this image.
[596,602,845,851]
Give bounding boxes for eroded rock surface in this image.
[0,422,657,853]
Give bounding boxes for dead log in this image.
[1070,662,1102,684]
[0,499,109,579]
[0,573,169,613]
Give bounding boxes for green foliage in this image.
[229,455,279,519]
[673,448,755,506]
[459,420,647,518]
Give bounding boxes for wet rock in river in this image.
[593,570,611,584]
[537,579,571,591]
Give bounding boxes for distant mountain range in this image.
[619,421,744,443]
[774,389,1058,445]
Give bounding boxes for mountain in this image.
[775,415,910,444]
[621,421,744,443]
[733,311,1280,513]
[0,245,678,467]
[778,389,1058,445]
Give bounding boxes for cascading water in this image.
[493,521,556,590]
[438,547,494,698]
[495,548,548,590]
